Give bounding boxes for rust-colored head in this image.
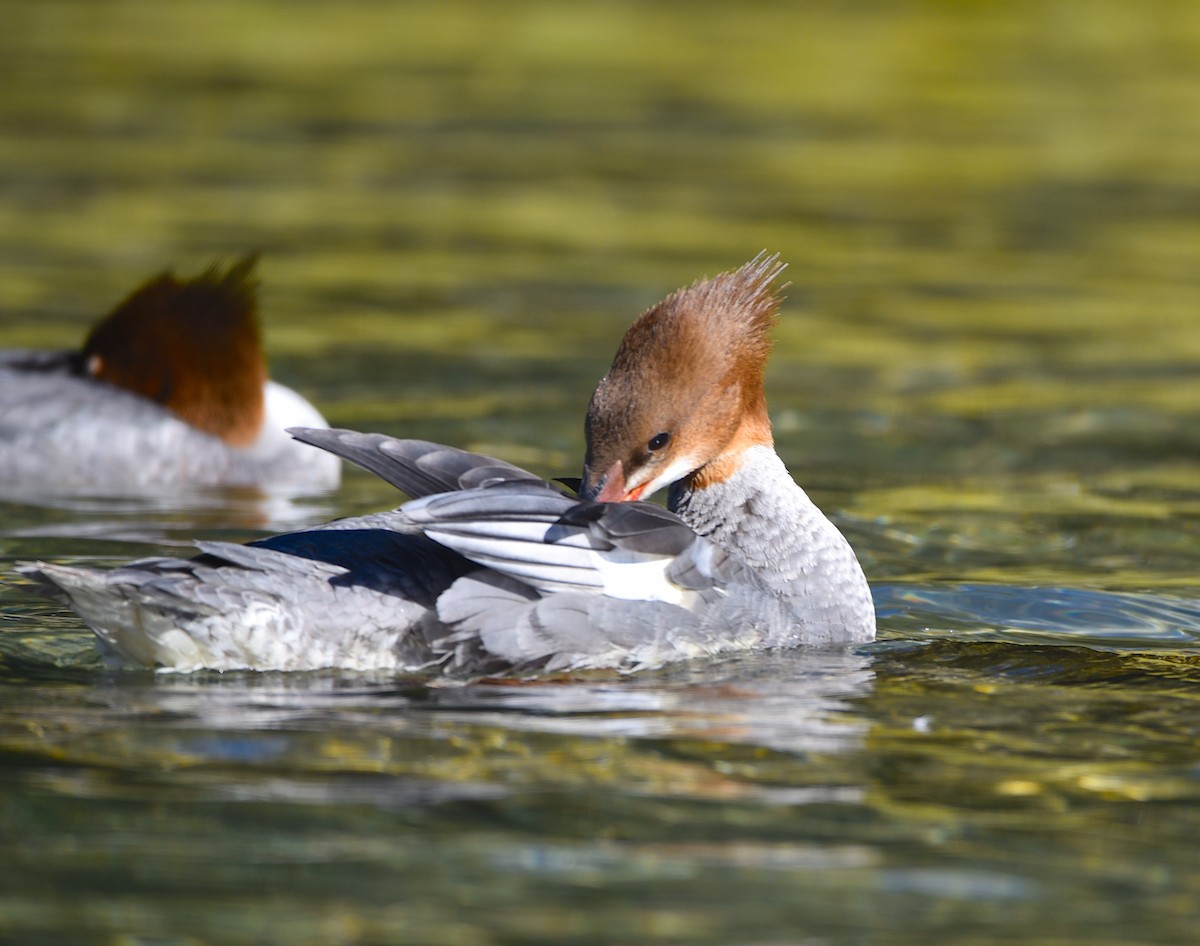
[81,255,268,446]
[581,253,785,502]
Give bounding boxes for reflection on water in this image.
[1,650,872,807]
[3,0,1200,943]
[420,649,872,758]
[1,486,338,542]
[0,653,881,944]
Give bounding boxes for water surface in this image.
[3,1,1200,943]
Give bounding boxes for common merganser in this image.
[0,256,339,495]
[19,254,875,674]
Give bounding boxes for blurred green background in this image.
[4,3,1200,944]
[4,0,1200,592]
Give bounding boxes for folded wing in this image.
[289,427,551,498]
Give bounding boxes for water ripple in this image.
[876,582,1200,651]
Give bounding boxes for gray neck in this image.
[668,445,875,632]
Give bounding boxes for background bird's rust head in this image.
[82,255,267,446]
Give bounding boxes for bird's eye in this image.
[647,432,670,451]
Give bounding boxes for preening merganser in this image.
[0,256,339,495]
[20,254,875,674]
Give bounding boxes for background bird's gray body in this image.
[0,355,336,493]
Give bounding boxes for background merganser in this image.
[19,255,874,674]
[0,256,339,495]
